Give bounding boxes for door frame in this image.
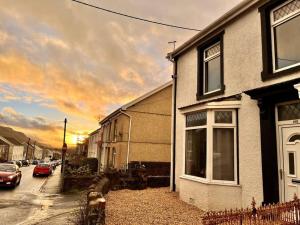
[275,100,300,202]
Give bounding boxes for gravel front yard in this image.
[105,187,204,225]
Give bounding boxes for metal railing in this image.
[202,195,300,225]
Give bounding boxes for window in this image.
[288,152,296,176]
[197,32,225,100]
[204,43,221,93]
[271,0,300,71]
[260,0,300,79]
[113,119,118,142]
[184,109,237,184]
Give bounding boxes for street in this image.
[0,165,79,225]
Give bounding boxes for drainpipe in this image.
[168,55,177,192]
[120,110,132,170]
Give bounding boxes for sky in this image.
[0,0,242,148]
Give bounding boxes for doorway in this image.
[277,101,300,202]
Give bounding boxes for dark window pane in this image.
[215,111,232,123]
[186,111,207,127]
[185,129,207,178]
[205,56,221,93]
[274,14,300,70]
[213,128,234,181]
[278,102,300,121]
[289,134,300,142]
[288,152,295,175]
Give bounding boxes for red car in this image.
[33,163,53,177]
[0,163,22,187]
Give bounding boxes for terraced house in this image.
[99,81,172,171]
[168,0,300,210]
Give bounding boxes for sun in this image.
[67,134,87,145]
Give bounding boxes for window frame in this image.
[270,0,300,73]
[197,32,225,100]
[183,109,238,185]
[260,0,300,80]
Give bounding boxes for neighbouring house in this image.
[34,145,43,160]
[87,128,102,158]
[99,81,172,171]
[23,139,35,160]
[0,136,24,161]
[76,138,89,157]
[167,0,300,211]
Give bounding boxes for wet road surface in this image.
[0,165,79,225]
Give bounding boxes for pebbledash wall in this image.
[171,0,300,210]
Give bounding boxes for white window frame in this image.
[270,0,300,73]
[182,109,238,186]
[203,42,221,95]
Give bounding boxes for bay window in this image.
[184,109,237,184]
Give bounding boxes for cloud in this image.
[0,107,61,131]
[0,0,242,145]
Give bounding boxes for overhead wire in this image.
[71,0,202,31]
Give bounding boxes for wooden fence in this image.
[202,195,300,225]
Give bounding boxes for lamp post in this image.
[61,118,67,173]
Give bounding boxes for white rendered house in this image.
[168,0,300,210]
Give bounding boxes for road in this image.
[0,165,48,225]
[0,165,80,225]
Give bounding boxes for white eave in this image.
[168,0,263,58]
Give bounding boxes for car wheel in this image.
[32,174,36,177]
[17,178,21,185]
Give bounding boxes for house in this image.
[87,128,102,158]
[99,81,172,171]
[34,145,43,160]
[168,0,300,211]
[0,136,24,161]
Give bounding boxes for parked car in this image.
[32,160,39,165]
[21,160,30,166]
[7,160,22,168]
[33,163,53,177]
[0,163,22,187]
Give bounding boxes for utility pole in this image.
[25,138,30,160]
[61,118,67,173]
[32,141,36,160]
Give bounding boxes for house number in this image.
[293,120,299,124]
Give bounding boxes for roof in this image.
[168,0,262,59]
[89,128,101,136]
[0,136,23,146]
[99,81,172,125]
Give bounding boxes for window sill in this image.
[180,175,240,187]
[261,62,300,81]
[197,86,225,101]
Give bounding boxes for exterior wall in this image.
[11,146,24,160]
[100,84,172,170]
[180,178,242,211]
[88,130,100,158]
[34,146,43,160]
[174,1,300,210]
[127,85,172,163]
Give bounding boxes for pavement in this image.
[0,165,82,225]
[19,166,82,225]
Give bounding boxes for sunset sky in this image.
[0,0,241,147]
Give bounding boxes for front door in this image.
[280,125,300,202]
